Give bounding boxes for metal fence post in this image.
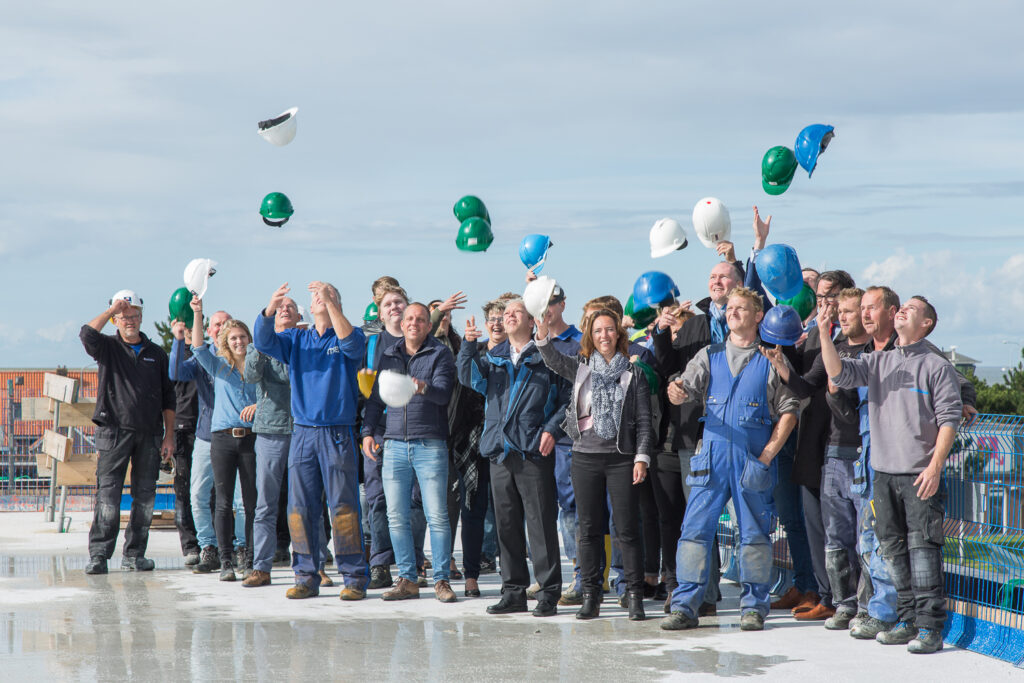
[44,402,60,522]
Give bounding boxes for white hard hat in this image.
[183,258,218,299]
[523,275,557,319]
[649,218,689,258]
[691,198,732,249]
[257,107,298,146]
[378,370,417,408]
[109,289,144,310]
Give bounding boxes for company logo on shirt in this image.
[143,357,156,362]
[326,346,341,355]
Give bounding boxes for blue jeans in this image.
[482,495,498,559]
[254,434,290,573]
[821,455,862,610]
[383,439,451,583]
[363,449,427,568]
[771,437,816,593]
[190,438,246,549]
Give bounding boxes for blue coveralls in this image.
[671,346,777,618]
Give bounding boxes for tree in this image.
[965,347,1024,416]
[152,315,208,354]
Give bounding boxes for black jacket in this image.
[80,326,175,434]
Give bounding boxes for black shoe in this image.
[698,602,717,617]
[654,582,668,602]
[241,547,254,579]
[643,582,657,599]
[368,565,394,590]
[220,563,237,582]
[479,556,497,575]
[85,556,108,575]
[533,600,557,617]
[661,611,699,631]
[628,591,646,621]
[618,592,628,609]
[233,547,244,569]
[576,592,601,620]
[487,594,528,615]
[122,556,155,571]
[192,546,219,574]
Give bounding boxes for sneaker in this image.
[192,546,219,574]
[339,586,367,601]
[739,611,765,631]
[122,556,156,571]
[242,570,270,587]
[526,582,541,600]
[318,570,334,588]
[219,564,236,582]
[660,611,699,631]
[848,610,870,632]
[850,616,894,640]
[533,600,557,617]
[184,550,201,567]
[558,588,584,606]
[907,628,944,654]
[825,608,858,630]
[876,621,919,645]
[285,583,318,599]
[368,565,393,590]
[479,556,497,575]
[435,580,458,603]
[382,577,421,601]
[85,556,108,575]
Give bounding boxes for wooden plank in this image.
[42,373,79,404]
[21,397,96,428]
[41,429,73,462]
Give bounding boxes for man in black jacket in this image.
[80,291,175,574]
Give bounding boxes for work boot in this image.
[285,583,318,599]
[794,602,835,621]
[824,607,858,630]
[434,580,458,603]
[318,570,334,588]
[559,588,583,606]
[907,628,943,654]
[848,610,870,632]
[234,547,244,570]
[628,591,646,622]
[339,586,367,601]
[851,616,895,640]
[85,556,108,575]
[219,562,236,582]
[242,570,271,587]
[368,565,393,590]
[382,577,420,601]
[791,591,820,615]
[660,611,699,631]
[122,556,156,571]
[184,550,201,567]
[526,582,541,600]
[533,600,557,617]
[698,602,717,617]
[486,594,528,615]
[241,547,254,579]
[770,586,803,610]
[739,611,765,631]
[576,591,601,620]
[193,546,219,574]
[876,621,919,645]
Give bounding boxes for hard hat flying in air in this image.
[260,192,294,227]
[795,124,835,177]
[649,218,688,258]
[257,107,298,146]
[183,258,217,299]
[691,198,732,248]
[519,234,553,273]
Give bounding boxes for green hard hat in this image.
[777,283,816,320]
[624,294,657,329]
[455,217,494,252]
[260,192,294,226]
[168,287,194,327]
[632,359,660,395]
[453,195,490,223]
[761,146,798,196]
[363,302,379,322]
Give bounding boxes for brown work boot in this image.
[791,591,820,614]
[382,577,420,601]
[318,570,335,588]
[794,602,836,621]
[770,586,803,610]
[285,583,318,599]
[435,580,458,603]
[339,586,367,601]
[242,570,271,587]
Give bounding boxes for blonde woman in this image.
[190,296,259,582]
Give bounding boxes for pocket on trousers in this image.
[740,458,773,493]
[686,450,711,488]
[94,426,117,452]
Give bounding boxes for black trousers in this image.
[173,429,199,555]
[88,427,160,560]
[650,453,686,587]
[574,451,643,594]
[490,454,562,602]
[636,475,662,577]
[801,485,831,603]
[210,432,257,565]
[873,472,947,630]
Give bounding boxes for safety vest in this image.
[701,344,773,456]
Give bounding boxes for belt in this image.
[216,427,252,438]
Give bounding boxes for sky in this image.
[1,1,1023,372]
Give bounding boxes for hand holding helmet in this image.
[715,241,736,263]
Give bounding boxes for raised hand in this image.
[715,240,736,263]
[439,291,468,313]
[465,315,482,342]
[190,294,203,314]
[265,283,290,317]
[753,205,771,250]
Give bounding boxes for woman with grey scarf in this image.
[536,308,651,622]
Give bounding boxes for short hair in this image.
[865,285,900,310]
[802,267,820,277]
[374,283,409,306]
[711,260,743,283]
[583,295,624,319]
[727,286,764,313]
[496,291,519,302]
[217,319,251,370]
[911,295,938,335]
[502,297,533,320]
[482,299,506,319]
[838,287,865,303]
[371,276,400,299]
[427,299,443,308]
[580,309,629,360]
[818,270,856,292]
[403,302,430,320]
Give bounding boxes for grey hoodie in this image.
[833,338,962,475]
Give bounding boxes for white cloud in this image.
[36,321,75,343]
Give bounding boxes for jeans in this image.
[771,437,816,593]
[873,472,947,630]
[190,439,247,550]
[821,455,862,610]
[172,429,199,555]
[253,434,290,573]
[210,432,257,565]
[88,427,160,560]
[383,439,451,583]
[482,494,498,559]
[364,447,427,568]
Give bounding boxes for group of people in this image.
[78,207,972,655]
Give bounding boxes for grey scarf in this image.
[590,352,629,440]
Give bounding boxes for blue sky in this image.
[2,1,1022,371]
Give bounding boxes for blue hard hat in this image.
[632,271,680,310]
[519,234,553,273]
[759,305,804,346]
[755,244,804,300]
[795,124,835,177]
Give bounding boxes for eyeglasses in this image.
[116,313,142,323]
[486,317,504,325]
